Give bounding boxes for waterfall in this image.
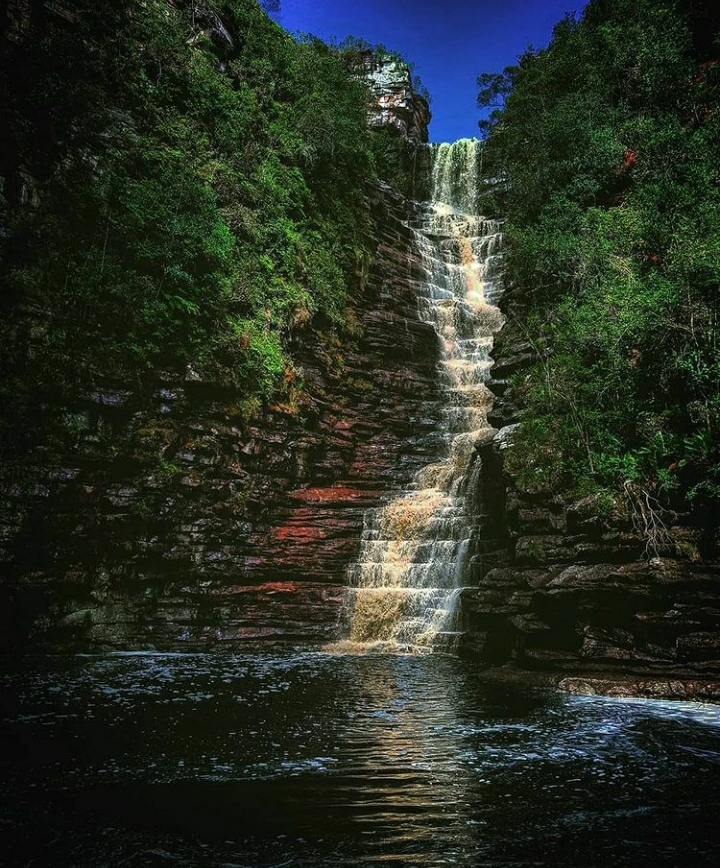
[341,138,504,652]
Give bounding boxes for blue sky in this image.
[277,0,589,143]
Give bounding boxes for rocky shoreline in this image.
[458,662,720,703]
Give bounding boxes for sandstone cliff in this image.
[362,52,431,145]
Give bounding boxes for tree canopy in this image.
[0,0,378,433]
[478,0,720,520]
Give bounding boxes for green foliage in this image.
[0,0,377,436]
[479,0,720,516]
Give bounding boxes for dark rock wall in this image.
[460,274,720,685]
[0,30,443,652]
[1,183,445,650]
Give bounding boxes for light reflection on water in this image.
[1,651,720,866]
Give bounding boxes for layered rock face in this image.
[362,52,431,144]
[457,275,720,694]
[0,30,445,652]
[0,183,445,650]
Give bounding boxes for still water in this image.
[2,651,719,866]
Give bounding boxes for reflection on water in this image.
[2,651,720,866]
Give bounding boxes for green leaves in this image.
[1,0,377,413]
[480,0,720,512]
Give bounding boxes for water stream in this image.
[343,140,504,650]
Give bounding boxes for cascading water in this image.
[342,138,504,651]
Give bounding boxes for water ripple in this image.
[1,652,719,867]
